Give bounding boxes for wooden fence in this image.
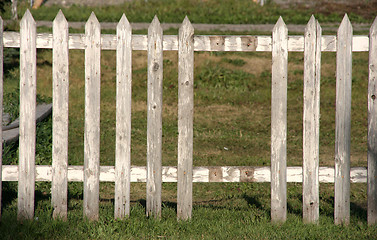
[0,9,376,225]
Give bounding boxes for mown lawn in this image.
[0,1,376,239]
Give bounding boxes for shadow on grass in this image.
[350,202,367,221]
[135,199,178,212]
[242,193,265,209]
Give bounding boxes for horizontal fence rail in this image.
[0,165,368,183]
[0,10,377,225]
[2,33,370,52]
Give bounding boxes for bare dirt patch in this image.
[296,1,377,22]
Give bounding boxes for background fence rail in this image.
[0,10,376,225]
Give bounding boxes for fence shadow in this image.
[2,182,18,210]
[350,202,367,221]
[135,199,177,212]
[242,193,265,210]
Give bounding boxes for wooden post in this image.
[335,14,352,226]
[0,16,3,220]
[84,12,101,221]
[368,16,377,225]
[52,10,69,220]
[146,16,163,218]
[11,0,17,20]
[18,10,36,221]
[114,14,132,219]
[32,0,43,9]
[271,16,288,223]
[177,17,194,220]
[303,16,321,224]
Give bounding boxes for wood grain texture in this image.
[11,0,17,20]
[303,16,321,224]
[114,14,132,220]
[368,17,377,225]
[0,16,3,220]
[2,32,370,52]
[146,16,163,218]
[83,12,101,221]
[52,10,69,221]
[335,14,352,226]
[1,165,367,183]
[271,17,288,223]
[18,10,37,221]
[177,17,195,221]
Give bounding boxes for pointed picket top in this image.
[53,10,68,29]
[305,15,316,33]
[370,16,377,37]
[117,14,131,31]
[273,16,287,33]
[149,15,162,32]
[86,12,100,29]
[316,19,322,34]
[21,9,35,27]
[179,16,194,39]
[181,16,194,30]
[338,14,352,34]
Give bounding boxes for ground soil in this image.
[296,1,377,21]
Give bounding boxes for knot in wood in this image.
[153,63,159,71]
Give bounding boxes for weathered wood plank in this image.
[1,165,367,183]
[52,10,69,220]
[83,12,101,221]
[368,17,377,225]
[146,16,163,218]
[11,0,17,20]
[335,14,352,226]
[271,17,288,223]
[303,16,321,224]
[0,16,3,220]
[18,10,37,221]
[114,14,132,220]
[177,17,194,221]
[2,32,369,52]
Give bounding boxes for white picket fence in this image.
[0,9,376,225]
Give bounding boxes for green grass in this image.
[1,0,376,24]
[0,2,376,239]
[0,183,375,239]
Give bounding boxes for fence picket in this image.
[271,17,288,223]
[52,10,69,220]
[303,16,321,224]
[177,17,194,220]
[146,16,163,218]
[335,14,352,226]
[114,14,132,219]
[18,10,37,221]
[368,17,377,225]
[0,16,3,220]
[84,12,101,221]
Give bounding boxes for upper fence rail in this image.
[2,32,370,52]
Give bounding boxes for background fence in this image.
[0,9,376,225]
